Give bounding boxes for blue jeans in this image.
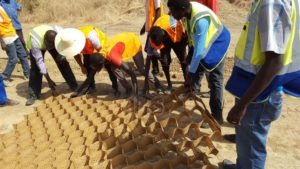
[235,91,283,169]
[1,38,30,79]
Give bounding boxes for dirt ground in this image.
[0,0,299,168]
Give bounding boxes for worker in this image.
[167,0,231,125]
[61,26,118,96]
[0,5,29,84]
[0,0,27,50]
[140,0,164,92]
[149,14,187,93]
[25,25,78,106]
[223,0,300,168]
[60,32,160,98]
[0,75,18,106]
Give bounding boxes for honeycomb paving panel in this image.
[0,87,221,169]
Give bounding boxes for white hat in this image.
[55,28,86,58]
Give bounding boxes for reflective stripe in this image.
[30,30,43,45]
[234,0,300,76]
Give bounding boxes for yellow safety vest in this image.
[100,32,142,63]
[153,15,183,44]
[79,26,107,55]
[0,7,16,37]
[234,0,300,76]
[226,0,300,101]
[146,0,165,32]
[184,2,223,48]
[27,25,60,50]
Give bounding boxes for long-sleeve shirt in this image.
[189,17,209,73]
[30,26,63,75]
[87,30,101,50]
[0,0,21,30]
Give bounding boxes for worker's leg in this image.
[145,34,160,75]
[1,41,19,79]
[83,54,96,90]
[207,59,225,124]
[172,39,188,81]
[235,96,282,169]
[48,49,78,90]
[159,44,172,90]
[26,51,44,105]
[104,63,119,93]
[14,38,30,78]
[111,66,132,95]
[16,29,28,53]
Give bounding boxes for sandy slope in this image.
[0,0,299,168]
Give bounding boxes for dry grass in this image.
[18,0,145,24]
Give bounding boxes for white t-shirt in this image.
[87,30,101,50]
[0,6,18,45]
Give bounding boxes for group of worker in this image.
[0,0,300,169]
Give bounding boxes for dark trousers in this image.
[111,52,157,91]
[83,54,118,91]
[194,60,225,122]
[28,50,78,98]
[159,37,187,88]
[16,29,27,52]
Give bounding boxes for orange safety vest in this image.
[0,7,16,37]
[146,0,165,32]
[79,26,107,55]
[100,32,142,66]
[152,15,184,49]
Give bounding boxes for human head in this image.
[149,26,165,49]
[167,0,191,20]
[90,53,106,71]
[44,30,57,51]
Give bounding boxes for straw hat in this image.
[55,28,86,57]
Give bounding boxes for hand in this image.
[227,102,248,125]
[81,66,87,74]
[140,25,146,35]
[185,72,195,88]
[70,92,79,98]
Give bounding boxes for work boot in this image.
[222,159,236,169]
[223,134,236,143]
[164,86,174,94]
[155,83,164,94]
[26,96,36,106]
[113,89,121,98]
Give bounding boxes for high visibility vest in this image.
[184,2,225,71]
[79,26,107,55]
[153,15,183,45]
[226,0,300,102]
[0,7,16,37]
[184,2,223,48]
[146,0,165,32]
[27,25,60,50]
[100,32,142,66]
